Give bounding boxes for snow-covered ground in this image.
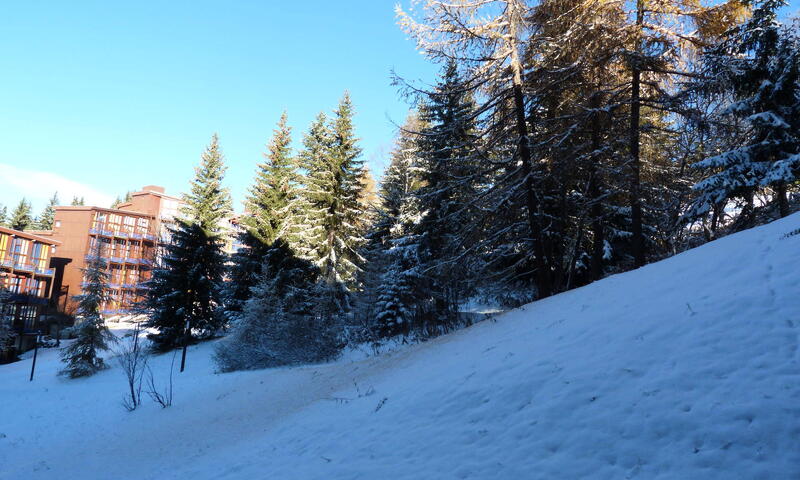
[2,213,799,479]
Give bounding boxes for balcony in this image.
[14,263,34,272]
[35,267,55,276]
[1,259,14,268]
[6,292,48,305]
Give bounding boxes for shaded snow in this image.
[2,214,800,479]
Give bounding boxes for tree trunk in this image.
[776,182,789,218]
[508,2,552,298]
[589,93,605,281]
[629,0,645,268]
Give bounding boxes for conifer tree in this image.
[293,94,367,309]
[71,196,85,206]
[409,63,481,329]
[60,247,116,378]
[357,112,426,338]
[692,0,800,221]
[0,204,7,227]
[9,199,33,231]
[225,113,298,318]
[0,288,16,360]
[35,192,59,230]
[144,134,232,351]
[215,241,338,371]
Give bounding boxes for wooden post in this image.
[29,332,40,382]
[179,319,189,373]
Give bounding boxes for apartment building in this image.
[46,185,184,317]
[0,226,60,360]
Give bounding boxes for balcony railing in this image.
[35,267,55,276]
[14,263,34,272]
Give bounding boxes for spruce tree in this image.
[60,249,116,378]
[0,288,16,360]
[144,134,232,351]
[411,63,481,330]
[0,204,7,227]
[9,199,33,231]
[293,94,367,309]
[224,113,298,319]
[358,112,426,338]
[71,196,85,206]
[35,192,59,230]
[215,240,337,371]
[692,0,800,221]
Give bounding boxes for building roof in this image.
[0,226,62,246]
[53,205,156,218]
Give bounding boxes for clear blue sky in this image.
[0,0,436,212]
[0,1,798,213]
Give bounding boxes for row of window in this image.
[0,234,51,271]
[107,264,149,286]
[91,212,151,235]
[89,237,155,260]
[0,274,46,297]
[0,304,39,330]
[102,290,145,312]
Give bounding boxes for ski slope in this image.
[1,213,799,479]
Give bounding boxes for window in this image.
[30,243,49,270]
[137,217,150,234]
[114,239,126,258]
[127,268,140,286]
[93,212,107,230]
[110,265,124,284]
[10,238,29,266]
[124,216,136,234]
[54,220,61,228]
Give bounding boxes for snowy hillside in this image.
[2,214,800,480]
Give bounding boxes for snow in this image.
[2,214,800,479]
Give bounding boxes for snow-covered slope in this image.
[2,214,799,480]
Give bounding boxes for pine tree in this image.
[9,199,33,231]
[35,192,59,230]
[0,204,7,227]
[293,94,367,309]
[144,134,232,351]
[224,113,298,319]
[692,0,800,221]
[60,248,116,378]
[71,196,85,206]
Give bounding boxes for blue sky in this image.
[0,1,798,213]
[0,1,436,212]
